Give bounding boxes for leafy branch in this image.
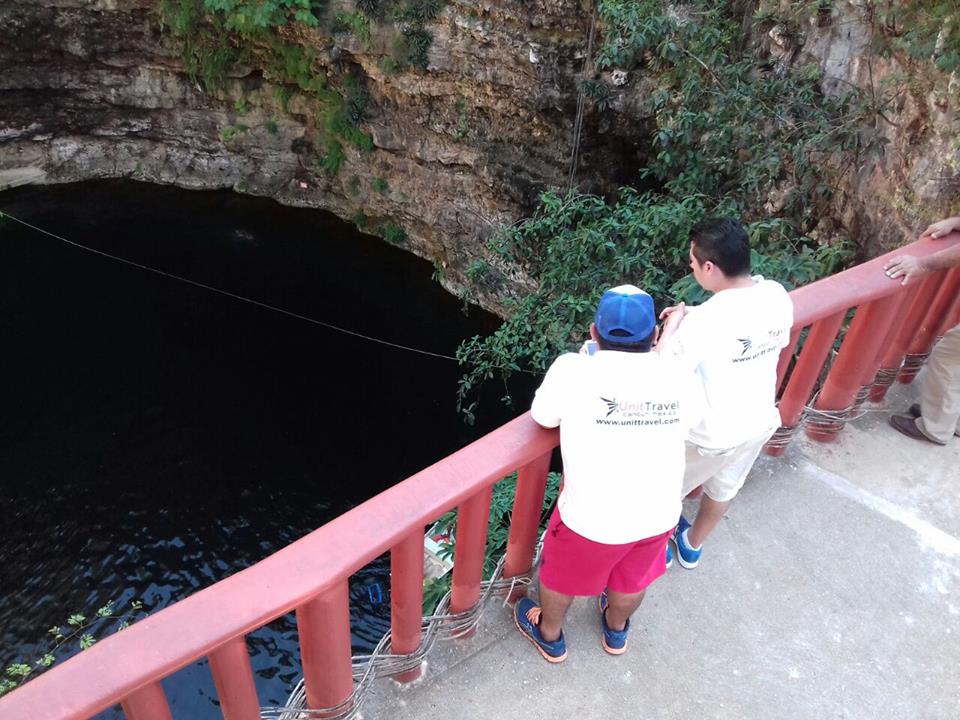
[1,600,147,697]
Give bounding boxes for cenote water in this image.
[0,180,531,716]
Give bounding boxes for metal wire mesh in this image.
[900,351,931,381]
[768,381,897,450]
[261,548,538,720]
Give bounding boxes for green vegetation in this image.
[157,0,382,175]
[379,221,407,245]
[869,1,960,72]
[422,472,561,614]
[157,0,449,174]
[455,0,874,419]
[332,10,373,49]
[392,28,433,68]
[454,95,469,140]
[157,0,245,90]
[352,209,369,229]
[204,0,321,29]
[1,600,145,697]
[218,123,248,140]
[344,77,371,126]
[346,175,363,196]
[578,78,614,111]
[371,177,389,194]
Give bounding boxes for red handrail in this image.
[788,234,959,328]
[3,233,958,720]
[768,232,960,451]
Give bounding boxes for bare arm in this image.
[919,216,960,239]
[884,216,960,285]
[654,302,686,351]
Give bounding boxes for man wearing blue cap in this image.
[513,285,694,662]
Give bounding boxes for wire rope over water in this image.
[0,210,461,362]
[0,210,547,376]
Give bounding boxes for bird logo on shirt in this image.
[601,397,618,417]
[737,338,752,355]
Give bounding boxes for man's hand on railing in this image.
[884,254,929,286]
[919,216,960,240]
[884,216,960,285]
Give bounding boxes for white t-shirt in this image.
[531,350,695,544]
[666,277,793,449]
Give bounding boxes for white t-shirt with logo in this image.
[531,350,695,545]
[666,277,793,450]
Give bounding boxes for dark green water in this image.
[0,180,530,717]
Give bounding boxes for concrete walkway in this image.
[363,380,960,720]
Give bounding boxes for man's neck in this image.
[711,274,756,293]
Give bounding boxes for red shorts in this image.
[538,510,673,596]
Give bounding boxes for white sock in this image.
[682,529,702,551]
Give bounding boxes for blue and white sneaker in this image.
[513,597,567,663]
[597,591,629,655]
[673,515,702,569]
[666,542,674,569]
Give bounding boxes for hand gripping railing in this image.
[765,232,960,454]
[0,413,558,720]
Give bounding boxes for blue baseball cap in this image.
[594,285,656,343]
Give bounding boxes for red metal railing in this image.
[2,232,958,720]
[768,232,960,453]
[0,414,558,720]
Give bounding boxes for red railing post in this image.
[869,277,939,401]
[764,311,846,456]
[857,286,917,409]
[937,283,960,336]
[389,531,425,683]
[775,328,803,396]
[208,636,260,720]
[296,581,353,717]
[898,267,960,383]
[807,293,904,442]
[120,682,173,720]
[503,452,552,601]
[449,486,493,632]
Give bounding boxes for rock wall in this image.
[757,0,959,255]
[1,0,957,310]
[0,0,624,313]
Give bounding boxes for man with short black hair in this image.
[514,285,694,662]
[659,218,793,569]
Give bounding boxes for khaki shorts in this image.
[681,428,775,502]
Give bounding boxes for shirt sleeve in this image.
[530,354,575,428]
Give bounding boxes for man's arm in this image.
[920,216,960,240]
[883,216,960,285]
[655,302,686,352]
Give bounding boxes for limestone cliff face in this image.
[756,0,959,255]
[0,0,616,313]
[0,1,957,311]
